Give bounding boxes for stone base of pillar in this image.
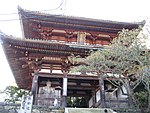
[62,96,67,107]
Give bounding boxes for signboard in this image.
[96,90,101,102]
[77,32,86,44]
[20,95,33,113]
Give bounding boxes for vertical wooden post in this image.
[31,74,38,104]
[62,77,68,107]
[99,77,105,108]
[92,90,96,107]
[62,71,68,107]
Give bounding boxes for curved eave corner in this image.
[0,33,32,90]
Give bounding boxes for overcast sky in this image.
[0,0,150,90]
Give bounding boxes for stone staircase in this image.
[65,108,116,113]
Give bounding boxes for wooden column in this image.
[99,77,105,108]
[92,90,96,107]
[31,74,38,104]
[62,71,68,107]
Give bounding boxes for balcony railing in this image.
[35,94,62,107]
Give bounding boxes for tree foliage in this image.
[135,91,148,108]
[70,28,150,111]
[71,28,149,75]
[67,97,88,108]
[3,86,31,103]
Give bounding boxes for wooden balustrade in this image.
[35,94,62,107]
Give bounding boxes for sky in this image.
[0,0,150,91]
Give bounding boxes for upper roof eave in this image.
[18,6,145,29]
